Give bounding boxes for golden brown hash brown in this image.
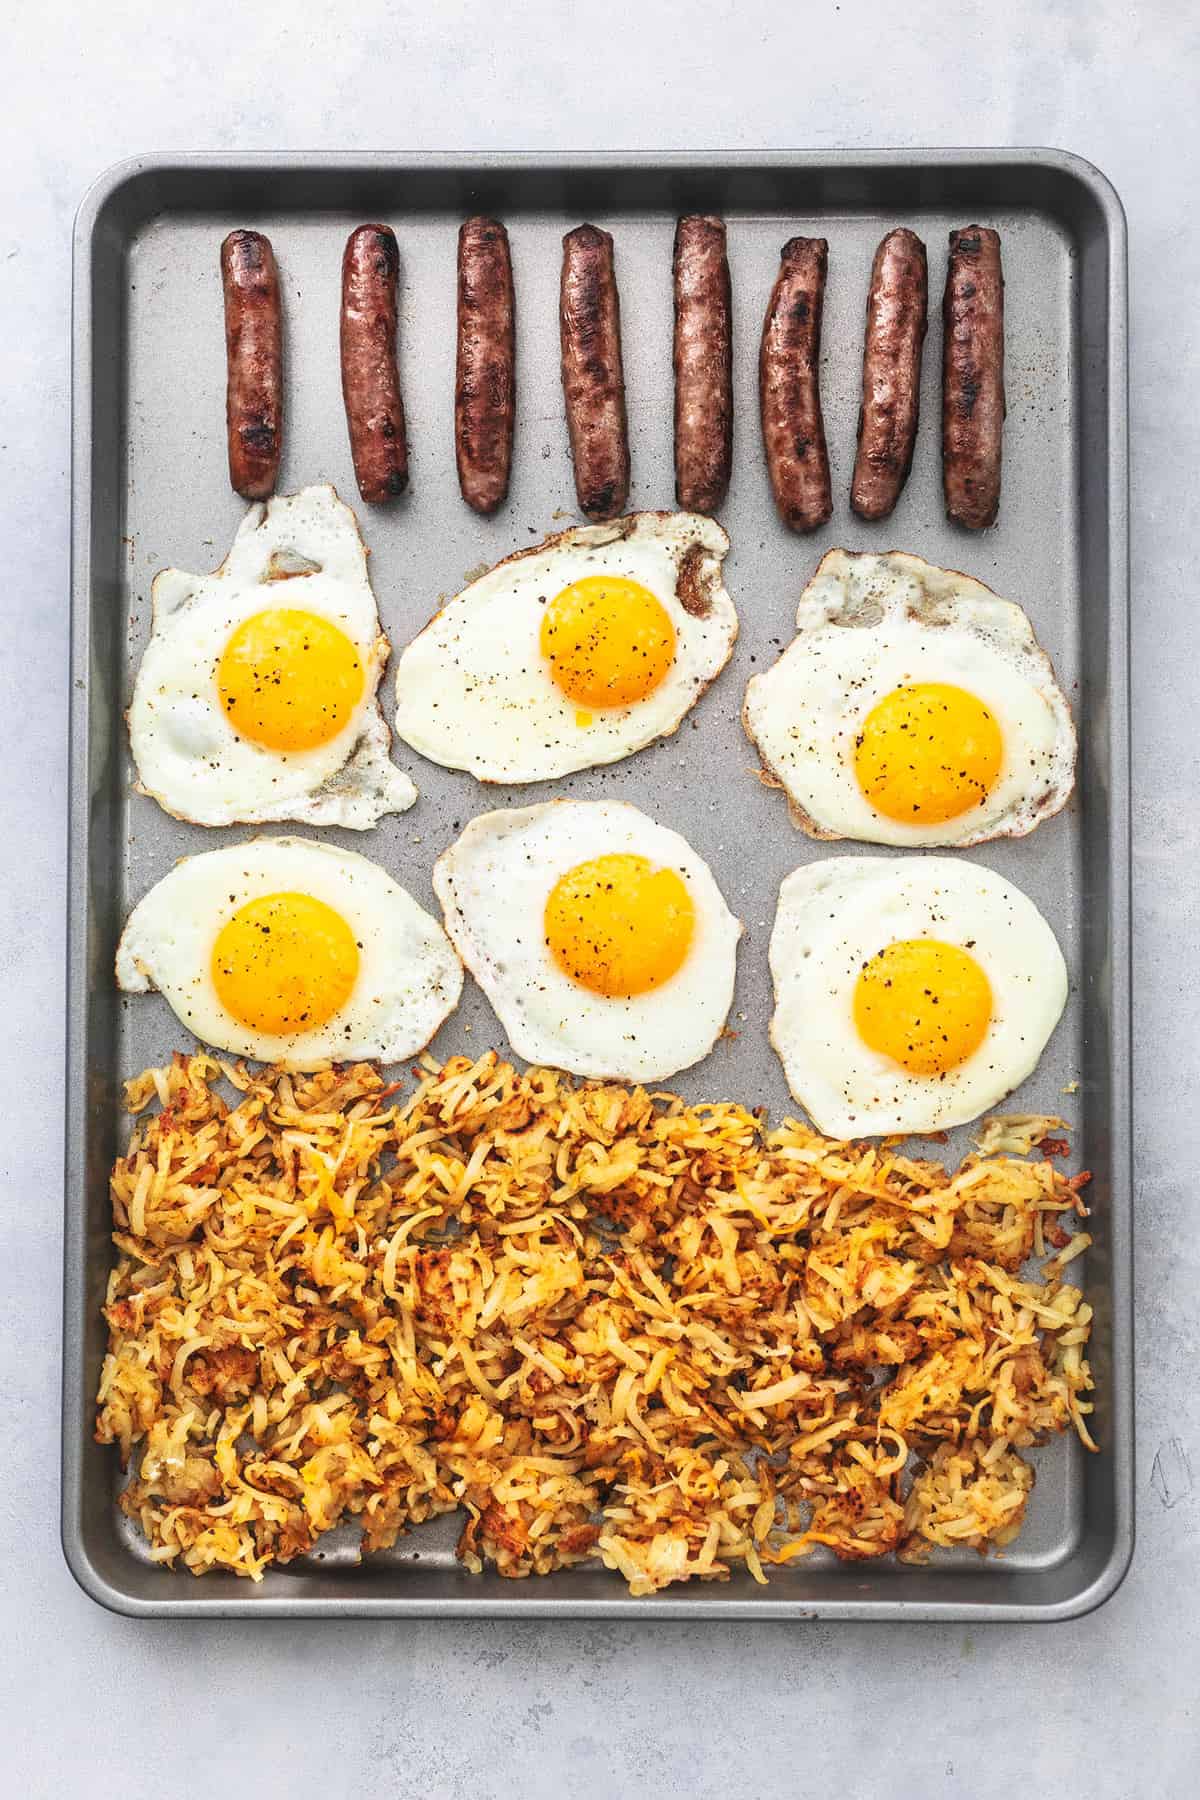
[95,1051,1096,1591]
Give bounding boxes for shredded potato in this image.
[95,1051,1096,1591]
[972,1113,1070,1157]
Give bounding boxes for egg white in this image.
[432,800,743,1082]
[768,856,1068,1138]
[743,549,1076,848]
[393,513,738,783]
[116,837,462,1069]
[129,486,417,828]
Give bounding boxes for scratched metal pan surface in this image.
[64,151,1131,1619]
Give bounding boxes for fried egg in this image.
[116,838,462,1069]
[129,485,417,828]
[768,856,1068,1138]
[393,513,738,783]
[743,550,1076,847]
[433,800,743,1081]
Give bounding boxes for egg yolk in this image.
[211,892,360,1034]
[217,608,364,751]
[853,682,1003,824]
[544,854,695,997]
[853,938,992,1076]
[539,576,676,709]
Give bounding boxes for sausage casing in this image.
[850,228,928,521]
[559,224,630,521]
[942,225,1005,529]
[340,224,409,503]
[673,215,733,514]
[220,230,282,501]
[759,236,832,532]
[455,217,516,514]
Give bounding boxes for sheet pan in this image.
[64,150,1132,1617]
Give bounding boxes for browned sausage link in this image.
[673,215,733,514]
[942,225,1004,529]
[759,236,832,533]
[559,224,630,522]
[221,230,282,500]
[340,224,409,503]
[851,228,928,521]
[455,217,516,515]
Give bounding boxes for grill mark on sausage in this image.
[220,230,282,500]
[672,215,733,513]
[942,224,1004,529]
[455,217,516,514]
[340,224,410,503]
[759,236,832,533]
[560,224,630,522]
[850,228,928,521]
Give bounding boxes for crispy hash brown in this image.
[95,1051,1095,1591]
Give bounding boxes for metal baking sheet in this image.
[64,150,1132,1619]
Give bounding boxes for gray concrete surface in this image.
[3,0,1195,1792]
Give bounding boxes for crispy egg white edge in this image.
[431,798,744,1082]
[767,854,1069,1138]
[743,547,1078,848]
[392,512,738,784]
